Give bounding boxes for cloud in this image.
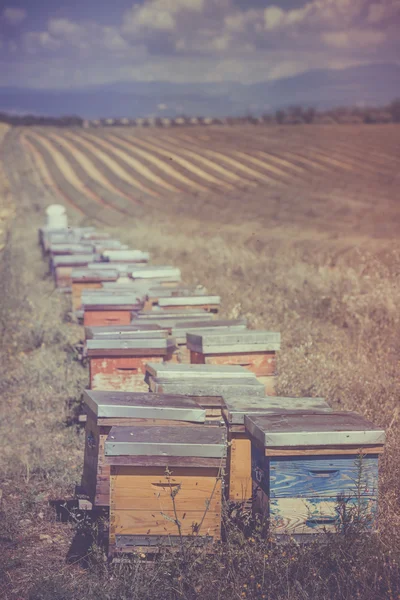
[2,7,27,25]
[322,28,387,49]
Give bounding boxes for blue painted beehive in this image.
[245,411,385,536]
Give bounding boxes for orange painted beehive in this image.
[81,390,206,508]
[187,330,281,395]
[87,336,176,391]
[82,292,144,327]
[104,424,226,554]
[52,254,99,289]
[71,268,119,312]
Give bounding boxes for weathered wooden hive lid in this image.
[187,330,281,353]
[86,337,176,356]
[83,390,206,422]
[146,285,207,298]
[102,249,150,262]
[150,377,266,397]
[130,266,181,280]
[136,311,214,323]
[85,324,168,339]
[158,295,220,307]
[174,318,247,330]
[146,362,256,379]
[82,293,144,310]
[52,254,98,267]
[105,425,226,457]
[223,397,331,425]
[71,268,119,282]
[172,322,248,344]
[49,243,94,255]
[244,412,385,448]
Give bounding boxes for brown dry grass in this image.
[1,125,400,599]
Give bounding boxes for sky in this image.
[0,0,399,88]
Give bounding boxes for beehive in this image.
[222,397,332,503]
[85,324,168,341]
[171,319,248,364]
[82,292,144,326]
[105,424,226,554]
[142,285,208,311]
[39,226,95,252]
[188,330,281,394]
[245,412,385,536]
[81,390,206,507]
[158,295,220,313]
[102,249,150,263]
[52,254,99,289]
[71,268,119,312]
[146,363,264,420]
[130,266,181,286]
[87,337,176,391]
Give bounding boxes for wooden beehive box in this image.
[87,337,176,392]
[130,266,181,287]
[245,412,385,537]
[145,363,263,420]
[158,295,220,313]
[222,396,332,503]
[82,292,144,326]
[171,319,248,364]
[39,226,95,253]
[104,424,226,554]
[71,268,119,312]
[52,254,99,289]
[188,330,281,395]
[81,390,207,507]
[102,249,150,263]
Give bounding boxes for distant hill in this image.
[0,63,399,119]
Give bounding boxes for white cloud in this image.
[322,28,387,49]
[2,7,27,25]
[123,0,204,35]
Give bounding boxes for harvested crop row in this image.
[80,131,180,195]
[38,130,142,217]
[64,130,158,199]
[25,133,123,225]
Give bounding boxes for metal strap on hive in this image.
[244,412,386,448]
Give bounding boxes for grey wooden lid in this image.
[82,293,144,310]
[223,397,331,425]
[52,254,97,267]
[146,362,255,379]
[105,425,226,457]
[131,266,181,279]
[85,325,168,339]
[50,243,94,255]
[87,262,140,272]
[245,412,385,447]
[187,330,281,353]
[71,268,119,282]
[150,377,266,397]
[173,318,247,330]
[102,250,150,262]
[158,296,220,307]
[84,390,205,422]
[172,321,247,344]
[86,337,176,356]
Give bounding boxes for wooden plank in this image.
[269,456,379,498]
[264,446,385,456]
[229,434,252,502]
[84,309,132,327]
[72,281,102,312]
[105,455,224,468]
[111,509,221,538]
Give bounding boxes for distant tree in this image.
[389,99,400,122]
[275,109,286,124]
[304,107,316,124]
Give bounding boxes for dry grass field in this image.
[1,124,400,599]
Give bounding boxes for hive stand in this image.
[87,337,176,392]
[187,330,281,395]
[222,396,332,504]
[104,424,226,555]
[71,268,119,312]
[81,391,207,508]
[245,412,385,537]
[82,293,144,326]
